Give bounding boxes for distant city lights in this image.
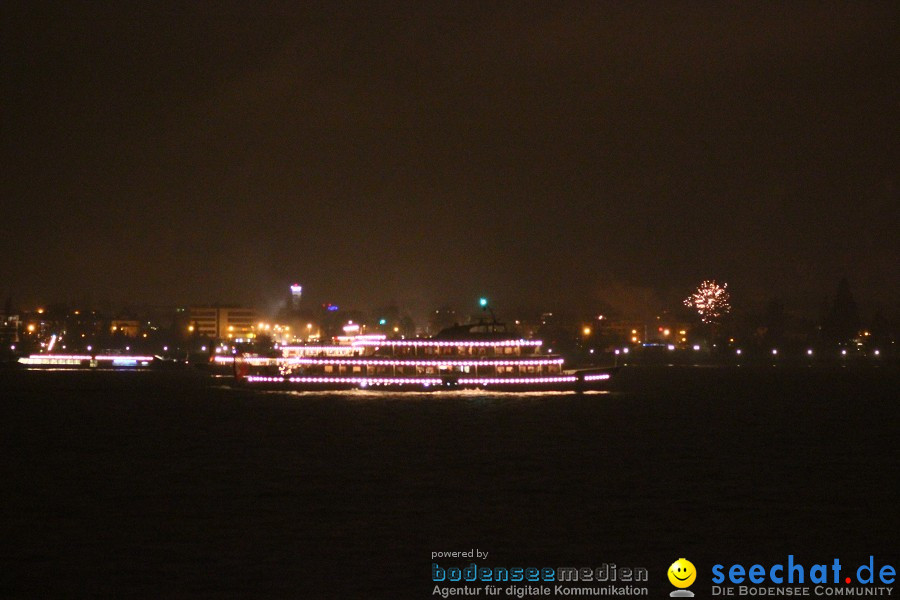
[8,286,893,376]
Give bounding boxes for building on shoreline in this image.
[188,306,259,340]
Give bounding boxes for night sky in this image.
[2,2,898,317]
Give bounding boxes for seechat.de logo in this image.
[669,558,697,597]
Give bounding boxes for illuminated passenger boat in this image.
[230,322,615,392]
[17,354,156,368]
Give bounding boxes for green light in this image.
[479,297,488,307]
[379,318,387,325]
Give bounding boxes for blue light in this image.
[379,318,387,325]
[327,304,339,312]
[479,297,488,307]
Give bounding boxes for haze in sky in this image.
[2,2,898,316]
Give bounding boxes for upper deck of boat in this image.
[353,320,543,357]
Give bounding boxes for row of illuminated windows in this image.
[381,346,528,356]
[314,364,561,375]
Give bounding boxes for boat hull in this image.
[235,369,617,393]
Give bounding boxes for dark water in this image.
[1,367,897,598]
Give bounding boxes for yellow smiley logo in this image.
[668,558,696,588]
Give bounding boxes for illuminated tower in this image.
[290,284,303,310]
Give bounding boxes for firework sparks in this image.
[685,280,732,324]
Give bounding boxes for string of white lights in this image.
[457,376,578,385]
[351,339,542,347]
[219,356,563,367]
